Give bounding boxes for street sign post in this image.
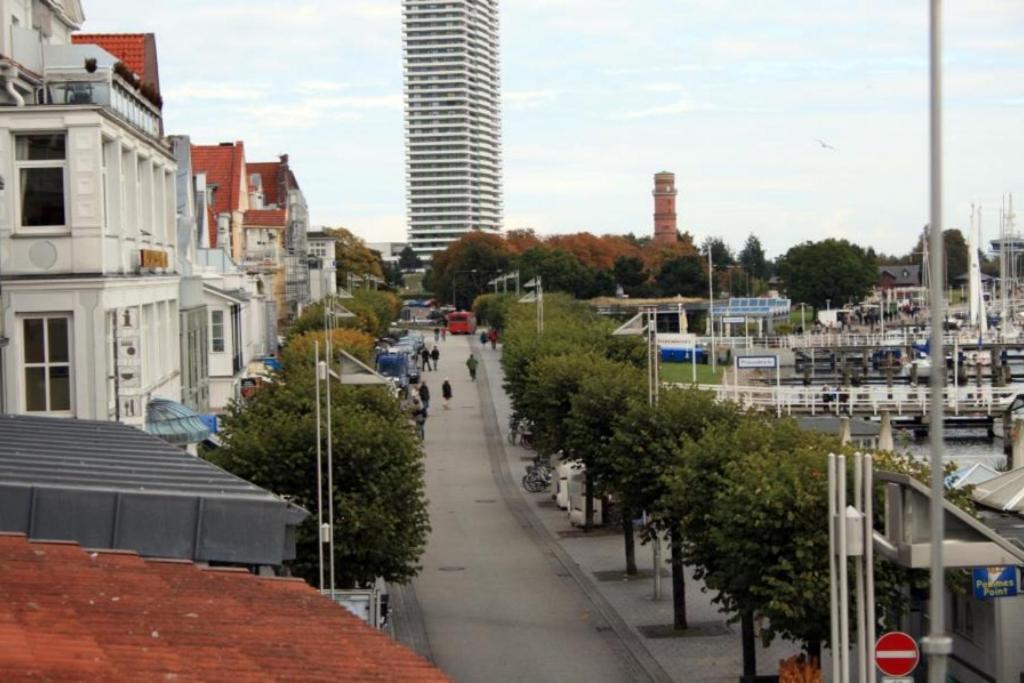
[972,565,1019,599]
[735,355,781,415]
[875,631,919,677]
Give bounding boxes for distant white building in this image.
[367,241,407,266]
[308,230,337,301]
[0,12,181,425]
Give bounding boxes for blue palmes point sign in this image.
[972,566,1018,599]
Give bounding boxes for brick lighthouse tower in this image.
[652,171,678,245]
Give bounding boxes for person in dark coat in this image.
[442,378,453,409]
[430,346,440,370]
[418,381,430,415]
[420,347,431,371]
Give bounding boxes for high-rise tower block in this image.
[653,171,678,245]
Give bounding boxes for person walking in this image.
[433,327,440,343]
[488,328,498,350]
[420,347,431,372]
[466,353,478,381]
[430,346,440,371]
[418,381,430,415]
[410,395,427,440]
[441,327,447,341]
[442,378,453,409]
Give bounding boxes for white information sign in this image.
[737,355,778,370]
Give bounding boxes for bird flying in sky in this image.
[815,138,836,151]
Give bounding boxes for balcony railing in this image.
[44,74,161,137]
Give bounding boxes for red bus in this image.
[447,311,477,335]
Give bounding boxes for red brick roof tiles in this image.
[72,33,156,91]
[247,161,284,207]
[0,534,449,681]
[192,142,246,248]
[244,209,287,227]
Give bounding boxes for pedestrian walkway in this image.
[474,337,807,682]
[401,334,646,682]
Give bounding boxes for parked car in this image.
[375,352,412,393]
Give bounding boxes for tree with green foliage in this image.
[738,234,768,280]
[472,292,516,331]
[565,361,646,568]
[383,262,405,289]
[209,343,430,588]
[608,387,743,630]
[324,227,385,285]
[429,231,513,308]
[702,236,735,267]
[655,254,708,297]
[665,416,973,671]
[399,245,423,271]
[613,255,650,297]
[778,238,878,309]
[500,293,641,414]
[517,246,615,300]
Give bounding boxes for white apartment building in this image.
[307,230,337,302]
[0,24,180,425]
[402,0,503,259]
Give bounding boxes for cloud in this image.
[296,80,351,94]
[614,98,710,119]
[315,94,403,109]
[636,82,687,93]
[503,89,558,109]
[166,81,270,101]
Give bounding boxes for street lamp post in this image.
[924,1,952,680]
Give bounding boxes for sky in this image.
[81,1,1024,258]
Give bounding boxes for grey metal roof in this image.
[0,414,306,566]
[878,265,921,287]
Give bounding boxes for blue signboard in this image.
[972,566,1019,599]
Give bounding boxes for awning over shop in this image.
[146,398,212,446]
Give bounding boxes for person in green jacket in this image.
[466,353,479,381]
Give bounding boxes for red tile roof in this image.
[72,33,160,93]
[244,209,287,227]
[247,161,284,207]
[0,534,449,682]
[192,142,246,248]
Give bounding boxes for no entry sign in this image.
[875,631,919,676]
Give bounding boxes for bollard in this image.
[839,416,852,446]
[879,410,895,451]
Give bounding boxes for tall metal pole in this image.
[315,341,324,592]
[708,249,716,372]
[325,308,336,597]
[925,1,951,679]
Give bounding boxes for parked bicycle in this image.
[521,455,553,493]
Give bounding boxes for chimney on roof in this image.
[219,142,233,147]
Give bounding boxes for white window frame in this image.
[211,309,226,353]
[20,314,73,415]
[14,132,69,233]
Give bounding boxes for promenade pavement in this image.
[398,333,646,682]
[474,336,812,682]
[392,331,819,682]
